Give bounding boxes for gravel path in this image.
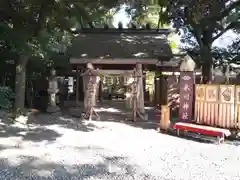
[0,114,240,180]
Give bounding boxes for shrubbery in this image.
[0,86,14,110]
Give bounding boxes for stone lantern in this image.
[47,69,60,113]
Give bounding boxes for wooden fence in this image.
[195,84,240,129]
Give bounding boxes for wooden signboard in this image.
[195,84,206,124]
[218,85,235,128]
[204,85,219,126]
[235,86,240,129]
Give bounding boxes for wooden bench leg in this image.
[217,135,224,144]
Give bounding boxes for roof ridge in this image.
[80,28,172,35]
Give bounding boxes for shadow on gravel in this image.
[0,112,100,144]
[30,113,100,132]
[0,154,149,180]
[0,123,61,143]
[0,144,17,151]
[74,100,159,131]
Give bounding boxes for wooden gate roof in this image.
[68,28,173,64]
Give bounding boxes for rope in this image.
[82,70,100,121]
[131,69,145,121]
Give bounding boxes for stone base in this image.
[47,105,60,113]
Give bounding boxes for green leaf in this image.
[170,40,177,49]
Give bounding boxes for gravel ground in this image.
[0,113,240,180]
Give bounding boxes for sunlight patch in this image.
[59,116,74,122]
[95,107,121,113]
[144,106,154,110]
[34,169,52,177]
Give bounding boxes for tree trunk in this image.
[14,56,28,115]
[201,46,213,84]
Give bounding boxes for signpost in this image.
[179,72,194,122]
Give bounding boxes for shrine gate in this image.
[68,26,179,121]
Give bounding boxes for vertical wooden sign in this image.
[219,85,235,128]
[205,85,219,125]
[195,84,206,124]
[179,72,194,122]
[235,86,240,129]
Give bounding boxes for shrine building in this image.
[68,25,183,105]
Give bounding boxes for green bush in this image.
[0,86,14,109]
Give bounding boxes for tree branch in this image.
[157,7,163,29]
[157,12,161,29]
[33,3,47,37]
[212,22,240,42]
[73,3,90,27]
[204,0,240,22]
[184,7,203,47]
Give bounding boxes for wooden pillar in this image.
[83,63,97,111]
[154,73,161,106]
[76,66,80,105]
[154,70,168,106]
[142,70,148,102]
[98,78,102,101]
[79,74,84,101]
[236,74,240,85]
[161,75,168,105]
[95,68,100,102]
[136,63,145,115]
[132,69,137,121]
[159,105,170,131]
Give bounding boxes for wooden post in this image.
[76,66,80,105]
[98,77,102,102]
[136,63,145,115]
[131,63,147,122]
[154,75,161,106]
[159,105,170,131]
[82,63,100,121]
[95,68,100,102]
[132,69,137,122]
[142,70,147,102]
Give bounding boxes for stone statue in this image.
[47,69,60,113]
[180,55,196,72]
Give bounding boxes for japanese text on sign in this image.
[179,73,194,121]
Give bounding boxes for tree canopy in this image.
[0,0,119,114]
[0,0,239,113]
[126,0,240,82]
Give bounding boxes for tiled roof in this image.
[68,29,173,59]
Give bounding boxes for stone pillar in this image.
[47,69,60,113]
[179,55,195,122]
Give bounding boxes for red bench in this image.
[173,122,231,143]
